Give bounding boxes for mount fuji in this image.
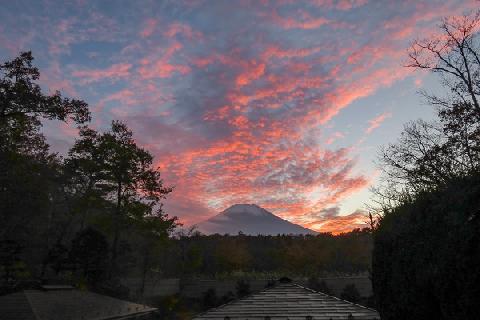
[195,204,317,235]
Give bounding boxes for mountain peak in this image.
[196,204,317,236]
[223,204,272,217]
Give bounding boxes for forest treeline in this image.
[159,229,372,277]
[371,11,480,320]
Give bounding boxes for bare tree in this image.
[407,11,480,117]
[375,11,480,207]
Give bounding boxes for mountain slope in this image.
[195,204,317,235]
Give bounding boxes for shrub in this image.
[340,283,361,303]
[202,288,218,309]
[307,276,332,295]
[235,279,250,298]
[372,174,480,320]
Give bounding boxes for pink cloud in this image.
[366,112,392,134]
[95,89,136,113]
[270,10,330,29]
[137,42,190,79]
[261,45,321,60]
[5,0,473,235]
[311,0,369,11]
[41,61,78,96]
[325,131,345,145]
[72,63,132,84]
[164,22,202,39]
[140,18,158,38]
[236,62,266,87]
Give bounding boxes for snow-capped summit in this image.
[195,204,317,236]
[225,204,271,216]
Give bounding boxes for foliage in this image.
[0,52,176,294]
[0,52,90,123]
[307,276,332,295]
[154,294,201,320]
[340,283,361,304]
[215,237,252,271]
[202,288,219,309]
[376,11,480,206]
[220,290,235,304]
[0,51,89,158]
[373,11,480,320]
[372,175,480,320]
[0,53,91,275]
[70,227,109,285]
[156,295,181,318]
[407,11,480,117]
[0,240,28,284]
[161,230,372,277]
[67,121,175,277]
[235,279,250,298]
[0,52,92,284]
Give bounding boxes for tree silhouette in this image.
[407,11,480,117]
[0,52,181,297]
[373,10,480,320]
[69,121,173,278]
[377,11,480,205]
[0,52,91,282]
[0,51,90,123]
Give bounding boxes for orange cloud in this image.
[307,210,368,234]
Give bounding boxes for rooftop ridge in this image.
[193,281,281,318]
[9,289,158,320]
[291,283,379,313]
[193,281,380,319]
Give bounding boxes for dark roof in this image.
[193,283,380,320]
[0,289,157,320]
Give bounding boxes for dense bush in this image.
[235,279,251,298]
[372,175,480,320]
[340,283,361,303]
[202,288,219,309]
[307,276,332,295]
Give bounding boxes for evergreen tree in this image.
[68,121,173,277]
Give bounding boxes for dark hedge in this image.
[372,174,480,320]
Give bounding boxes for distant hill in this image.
[195,204,317,235]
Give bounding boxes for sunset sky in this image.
[1,0,477,233]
